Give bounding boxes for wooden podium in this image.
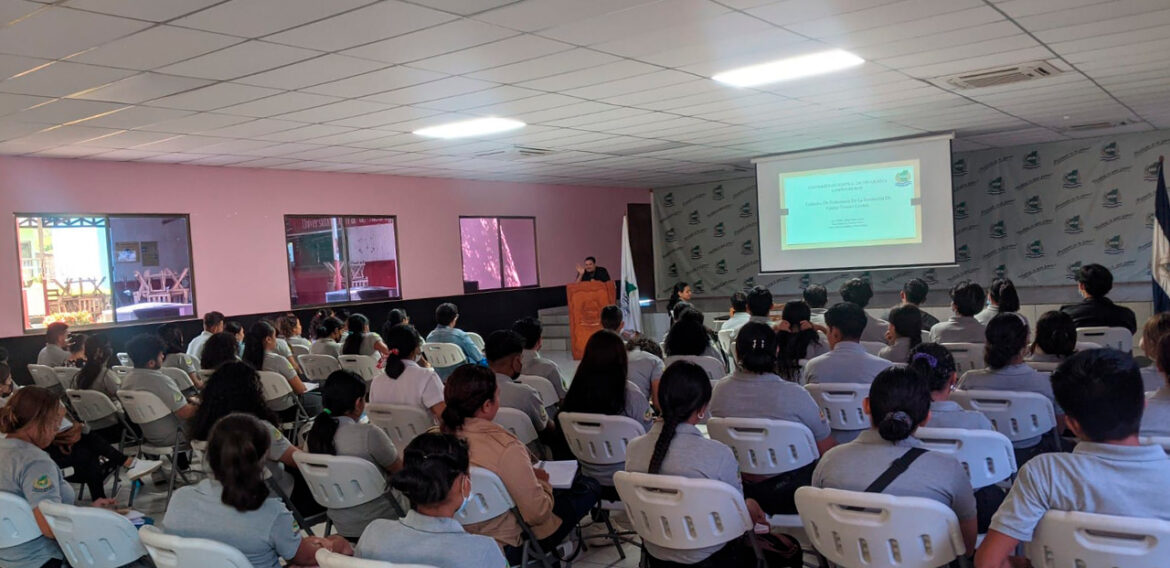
[567,281,616,359]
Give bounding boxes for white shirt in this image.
[186,330,213,357]
[369,360,445,412]
[721,312,751,338]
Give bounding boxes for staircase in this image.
[537,306,569,352]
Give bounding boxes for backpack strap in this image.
[864,447,928,493]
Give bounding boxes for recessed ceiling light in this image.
[712,49,865,87]
[413,117,525,139]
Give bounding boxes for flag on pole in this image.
[620,215,643,333]
[1153,157,1170,313]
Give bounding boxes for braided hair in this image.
[648,361,712,474]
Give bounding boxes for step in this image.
[543,324,570,339]
[542,338,567,351]
[541,314,569,325]
[538,306,568,318]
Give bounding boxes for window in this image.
[459,216,538,292]
[16,214,195,331]
[285,215,401,307]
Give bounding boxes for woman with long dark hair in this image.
[311,316,345,358]
[369,324,445,421]
[666,282,692,320]
[72,333,126,437]
[663,313,726,381]
[159,323,203,390]
[243,321,311,403]
[341,314,391,359]
[309,308,334,340]
[199,331,240,370]
[976,278,1022,325]
[880,304,924,363]
[908,343,991,431]
[774,300,827,380]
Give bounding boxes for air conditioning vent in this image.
[1062,119,1131,132]
[939,61,1062,90]
[474,145,555,159]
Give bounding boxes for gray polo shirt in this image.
[1140,366,1164,392]
[958,363,1060,448]
[356,510,507,568]
[37,344,70,367]
[164,479,301,568]
[663,355,725,381]
[929,400,994,431]
[929,315,986,344]
[1141,388,1170,437]
[813,429,976,522]
[0,438,74,568]
[325,416,401,537]
[262,351,297,382]
[626,349,664,399]
[120,367,187,445]
[803,342,893,385]
[990,442,1170,541]
[860,312,890,344]
[626,422,741,565]
[521,349,567,400]
[310,338,343,358]
[878,337,912,363]
[709,370,831,441]
[78,368,123,430]
[494,372,550,431]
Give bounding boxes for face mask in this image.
[456,477,472,515]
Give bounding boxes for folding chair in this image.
[53,366,80,390]
[493,407,539,446]
[517,375,559,413]
[1142,436,1170,454]
[805,383,871,441]
[290,344,311,357]
[39,501,147,568]
[257,370,309,439]
[942,343,983,373]
[1025,361,1060,372]
[339,354,379,382]
[1025,510,1170,568]
[951,389,1059,448]
[860,341,886,356]
[913,427,1017,489]
[292,452,403,538]
[117,390,191,502]
[0,492,41,551]
[706,417,818,528]
[421,343,466,368]
[138,525,251,568]
[298,354,341,382]
[115,352,131,367]
[316,548,439,568]
[456,466,557,568]
[28,364,66,398]
[159,367,196,394]
[365,403,434,447]
[1076,326,1133,353]
[467,332,486,352]
[67,389,140,453]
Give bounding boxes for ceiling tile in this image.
[327,106,443,128]
[537,0,728,45]
[170,0,374,38]
[476,0,659,32]
[235,54,387,90]
[363,76,498,105]
[198,117,306,138]
[76,106,194,129]
[64,0,223,21]
[9,98,124,125]
[0,6,151,59]
[466,48,619,84]
[266,1,457,51]
[69,72,213,103]
[406,0,518,15]
[158,41,320,81]
[0,92,48,116]
[73,128,182,148]
[69,26,241,71]
[0,61,137,97]
[302,66,445,98]
[409,35,574,75]
[147,82,282,111]
[137,112,253,133]
[273,99,392,123]
[216,91,341,117]
[340,19,517,64]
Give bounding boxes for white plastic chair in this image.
[365,403,434,447]
[795,486,967,568]
[27,363,61,391]
[116,390,190,500]
[292,452,394,512]
[805,383,871,432]
[493,407,539,445]
[159,367,195,393]
[162,353,197,372]
[913,427,1017,489]
[1025,510,1170,568]
[290,344,311,357]
[951,389,1058,447]
[1075,341,1102,351]
[466,332,485,352]
[297,354,342,382]
[517,375,559,407]
[1141,436,1170,454]
[1025,361,1061,372]
[717,328,736,365]
[942,343,983,373]
[116,352,132,367]
[421,343,466,368]
[339,354,379,382]
[39,501,147,568]
[137,525,251,568]
[67,389,139,452]
[257,370,307,436]
[316,548,439,568]
[54,366,80,390]
[111,366,132,378]
[0,491,41,549]
[1076,326,1133,353]
[860,341,886,356]
[456,467,555,568]
[706,417,817,529]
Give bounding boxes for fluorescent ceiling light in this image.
[712,49,865,87]
[413,117,525,139]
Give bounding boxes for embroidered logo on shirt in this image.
[32,475,53,492]
[272,427,284,441]
[173,392,184,404]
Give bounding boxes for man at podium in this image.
[574,256,611,282]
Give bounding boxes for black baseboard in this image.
[6,286,568,386]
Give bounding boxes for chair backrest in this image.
[158,367,194,392]
[420,343,466,368]
[1025,510,1170,568]
[794,486,966,568]
[365,403,433,447]
[316,548,439,568]
[162,353,197,372]
[117,390,175,426]
[297,354,341,382]
[1140,436,1170,454]
[558,412,646,467]
[951,389,1057,443]
[706,417,819,476]
[454,466,516,526]
[0,491,41,548]
[137,525,251,568]
[1075,341,1101,351]
[913,427,1017,489]
[805,383,871,431]
[716,328,735,362]
[338,354,379,382]
[941,342,983,373]
[256,370,294,402]
[116,352,132,367]
[860,341,886,356]
[492,407,539,445]
[290,344,311,357]
[67,389,120,423]
[466,332,485,351]
[110,366,132,377]
[1076,326,1133,353]
[517,375,559,407]
[53,366,80,390]
[27,364,60,389]
[613,471,752,551]
[1025,360,1060,372]
[292,452,389,509]
[39,501,147,568]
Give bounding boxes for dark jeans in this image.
[504,475,601,565]
[48,432,126,499]
[742,461,816,516]
[1013,429,1073,468]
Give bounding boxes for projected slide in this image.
[779,160,922,251]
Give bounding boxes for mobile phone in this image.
[58,417,73,433]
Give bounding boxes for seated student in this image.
[840,278,889,343]
[1138,313,1170,391]
[386,308,410,328]
[803,302,894,386]
[721,291,751,338]
[306,371,403,539]
[663,313,727,382]
[225,321,245,357]
[309,308,335,340]
[746,285,773,324]
[369,324,446,422]
[774,300,829,382]
[0,349,12,406]
[440,364,599,562]
[600,305,664,400]
[1027,311,1077,364]
[976,278,1021,326]
[276,314,311,351]
[65,333,86,368]
[813,367,977,555]
[513,317,567,402]
[243,322,319,418]
[119,334,199,448]
[427,303,486,380]
[199,332,240,371]
[159,323,203,391]
[310,316,345,358]
[37,322,71,367]
[355,433,506,568]
[900,278,940,329]
[710,323,834,515]
[910,343,993,431]
[166,414,351,568]
[484,330,554,434]
[976,349,1170,568]
[342,314,391,361]
[186,311,224,358]
[1141,335,1170,438]
[880,304,923,364]
[625,361,769,566]
[804,284,829,327]
[930,280,987,344]
[72,333,124,435]
[1059,263,1137,333]
[959,313,1065,463]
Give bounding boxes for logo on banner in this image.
[715,259,728,274]
[667,263,678,278]
[799,274,811,289]
[739,202,752,218]
[954,201,968,220]
[1104,235,1124,255]
[1063,170,1082,188]
[952,158,968,177]
[713,222,725,238]
[1023,150,1040,169]
[690,245,702,260]
[744,277,756,288]
[989,221,1007,239]
[1100,141,1119,161]
[712,185,724,200]
[1148,212,1157,229]
[741,240,753,255]
[894,170,912,187]
[1147,162,1162,181]
[923,269,938,286]
[1064,216,1083,234]
[956,244,971,262]
[662,193,675,207]
[1067,261,1083,280]
[664,228,676,243]
[688,210,701,225]
[994,265,1007,279]
[1102,188,1122,208]
[692,280,705,294]
[987,177,1005,195]
[1026,240,1045,258]
[1024,195,1042,214]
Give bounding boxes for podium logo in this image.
[1022,150,1040,169]
[952,158,967,177]
[692,280,705,294]
[664,228,676,243]
[956,244,971,262]
[989,221,1007,239]
[1104,235,1124,255]
[1102,188,1122,208]
[1064,215,1083,234]
[987,177,1005,195]
[799,274,811,289]
[954,201,968,220]
[668,263,678,278]
[688,210,701,225]
[713,222,725,238]
[894,169,912,187]
[1148,212,1157,229]
[741,240,754,256]
[715,259,728,275]
[744,276,756,288]
[1067,261,1083,280]
[662,192,675,207]
[1025,240,1045,259]
[923,268,938,286]
[1146,162,1162,181]
[739,202,752,218]
[690,245,702,260]
[1063,170,1082,189]
[1100,141,1119,161]
[1024,195,1042,214]
[994,264,1007,279]
[711,184,724,200]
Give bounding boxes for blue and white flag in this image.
[620,215,642,333]
[1153,158,1170,313]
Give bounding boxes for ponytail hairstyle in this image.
[907,342,956,393]
[207,413,271,512]
[648,361,712,474]
[188,361,277,442]
[984,312,1029,370]
[666,282,689,318]
[386,309,410,328]
[989,278,1020,313]
[315,316,344,342]
[390,433,470,510]
[887,305,923,351]
[775,301,817,380]
[868,366,931,442]
[306,370,367,455]
[76,333,113,391]
[440,364,498,433]
[309,309,333,340]
[157,323,185,355]
[1031,310,1076,358]
[275,314,300,340]
[735,323,777,374]
[242,321,275,369]
[381,324,422,380]
[663,315,709,357]
[0,386,60,440]
[342,314,369,355]
[628,336,663,359]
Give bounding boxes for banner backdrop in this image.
[654,129,1170,300]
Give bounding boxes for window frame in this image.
[14,212,198,334]
[457,215,541,293]
[283,214,403,309]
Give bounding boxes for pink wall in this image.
[0,156,649,338]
